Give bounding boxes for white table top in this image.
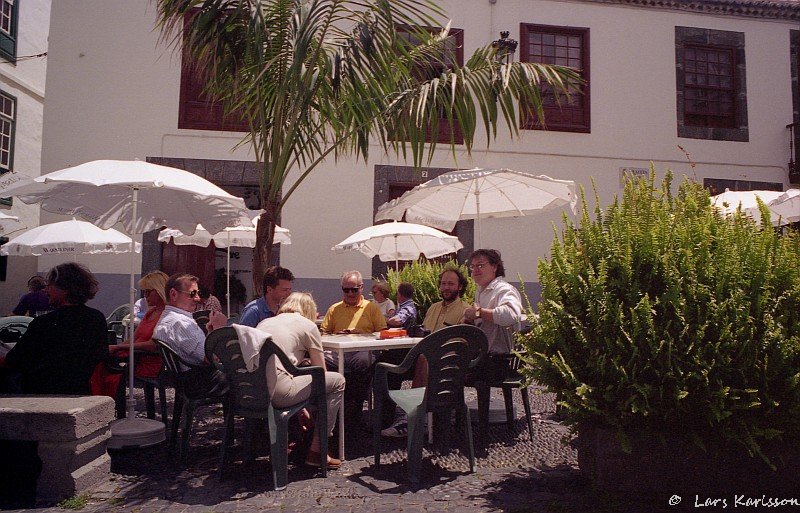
[320,333,422,351]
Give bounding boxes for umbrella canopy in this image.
[710,190,784,218]
[744,188,800,226]
[0,160,251,442]
[332,221,463,269]
[157,213,291,248]
[374,168,577,246]
[0,212,25,235]
[158,213,291,318]
[0,160,250,235]
[0,219,140,257]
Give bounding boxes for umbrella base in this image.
[108,417,165,450]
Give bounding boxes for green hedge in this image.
[521,171,800,463]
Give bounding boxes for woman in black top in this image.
[5,262,108,395]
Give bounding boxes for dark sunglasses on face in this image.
[342,287,361,294]
[177,289,200,298]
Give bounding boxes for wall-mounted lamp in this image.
[491,31,518,64]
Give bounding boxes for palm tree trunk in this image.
[253,199,279,297]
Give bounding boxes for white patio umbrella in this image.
[0,218,140,257]
[743,189,800,226]
[0,212,25,235]
[158,212,291,317]
[710,189,784,220]
[375,168,577,246]
[0,160,250,449]
[332,221,463,270]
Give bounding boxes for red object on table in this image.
[379,329,407,339]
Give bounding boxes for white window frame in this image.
[0,90,16,173]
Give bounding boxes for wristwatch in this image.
[474,307,482,320]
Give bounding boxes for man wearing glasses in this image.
[462,249,524,382]
[321,270,387,431]
[154,273,227,370]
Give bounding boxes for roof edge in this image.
[576,0,800,21]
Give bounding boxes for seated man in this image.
[386,282,417,331]
[239,266,294,327]
[379,282,418,430]
[462,249,524,383]
[320,270,386,430]
[11,276,50,317]
[154,273,229,397]
[381,269,469,437]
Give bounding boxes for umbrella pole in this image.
[108,183,165,450]
[475,189,482,248]
[126,187,138,420]
[395,235,399,271]
[226,244,231,318]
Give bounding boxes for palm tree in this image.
[155,0,581,294]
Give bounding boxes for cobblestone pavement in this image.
[26,387,669,513]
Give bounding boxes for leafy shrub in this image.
[383,260,475,321]
[521,170,800,462]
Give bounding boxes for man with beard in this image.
[423,268,470,333]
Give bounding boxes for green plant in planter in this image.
[520,170,800,463]
[384,260,475,321]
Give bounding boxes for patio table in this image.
[320,333,422,459]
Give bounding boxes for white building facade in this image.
[33,0,800,314]
[0,0,50,314]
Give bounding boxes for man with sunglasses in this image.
[154,273,227,375]
[321,270,386,432]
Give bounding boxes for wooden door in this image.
[160,241,216,291]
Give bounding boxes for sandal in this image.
[304,450,341,469]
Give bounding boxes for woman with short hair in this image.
[370,281,395,319]
[4,262,107,395]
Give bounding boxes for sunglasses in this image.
[469,263,488,271]
[141,289,153,294]
[342,287,362,294]
[177,289,200,298]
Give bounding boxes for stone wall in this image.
[0,395,114,503]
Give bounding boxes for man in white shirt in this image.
[462,249,525,437]
[462,249,524,380]
[154,273,228,395]
[462,249,523,354]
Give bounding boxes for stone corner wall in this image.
[0,395,115,503]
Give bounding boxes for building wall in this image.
[40,0,794,314]
[0,0,50,314]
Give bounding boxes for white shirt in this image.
[372,298,395,318]
[475,277,524,354]
[154,305,206,370]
